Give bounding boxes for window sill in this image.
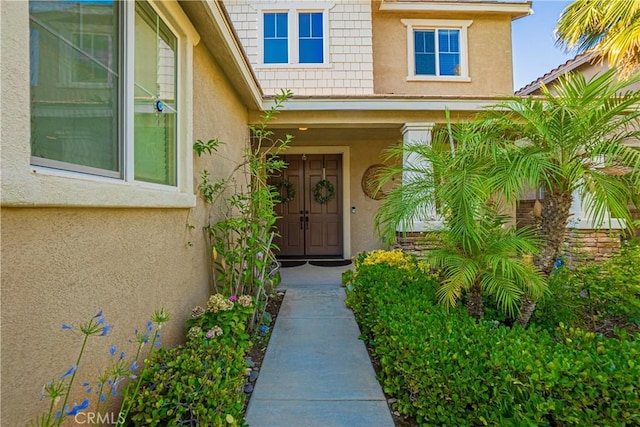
[1,166,196,208]
[406,76,472,83]
[256,63,333,69]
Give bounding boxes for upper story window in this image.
[258,4,331,66]
[264,12,288,63]
[402,19,472,82]
[30,0,179,187]
[298,12,323,63]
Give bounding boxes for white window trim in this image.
[255,3,334,67]
[401,19,472,82]
[4,0,199,208]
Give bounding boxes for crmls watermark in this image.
[74,412,126,425]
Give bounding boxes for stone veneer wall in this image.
[394,231,445,258]
[515,200,538,230]
[226,0,374,96]
[563,228,622,264]
[395,228,623,263]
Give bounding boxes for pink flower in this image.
[229,296,238,302]
[206,326,223,338]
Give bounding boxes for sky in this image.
[512,0,575,91]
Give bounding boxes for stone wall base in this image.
[395,228,623,264]
[563,228,622,264]
[394,231,445,258]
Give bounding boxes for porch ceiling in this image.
[249,108,481,128]
[268,126,404,144]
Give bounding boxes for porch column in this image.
[400,122,445,231]
[565,185,624,263]
[567,187,625,230]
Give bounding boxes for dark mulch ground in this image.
[243,291,285,411]
[246,291,285,368]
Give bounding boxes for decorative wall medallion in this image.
[361,164,390,200]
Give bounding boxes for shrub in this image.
[128,339,247,426]
[128,295,254,426]
[346,257,640,426]
[533,240,640,334]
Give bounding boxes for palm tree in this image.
[555,0,640,75]
[488,69,640,325]
[376,124,547,320]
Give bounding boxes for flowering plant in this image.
[30,309,170,427]
[186,294,254,350]
[361,249,417,271]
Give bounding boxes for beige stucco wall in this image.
[372,10,514,96]
[0,5,249,424]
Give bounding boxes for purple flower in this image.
[580,290,587,298]
[130,361,138,371]
[94,310,103,318]
[109,345,117,356]
[62,324,73,330]
[119,351,125,361]
[229,295,238,302]
[100,325,113,336]
[61,365,76,379]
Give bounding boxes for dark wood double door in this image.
[273,154,343,258]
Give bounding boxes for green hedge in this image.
[346,261,640,426]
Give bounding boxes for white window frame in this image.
[9,0,199,208]
[255,3,333,68]
[402,19,472,82]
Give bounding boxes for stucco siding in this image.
[1,11,248,426]
[372,10,514,96]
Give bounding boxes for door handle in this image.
[300,216,304,229]
[305,216,309,230]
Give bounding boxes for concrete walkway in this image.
[245,263,395,427]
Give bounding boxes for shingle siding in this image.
[226,0,374,96]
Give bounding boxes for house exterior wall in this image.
[372,10,514,96]
[226,0,375,96]
[0,2,249,423]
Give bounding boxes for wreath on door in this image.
[313,179,335,204]
[275,180,296,203]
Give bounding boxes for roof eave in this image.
[179,0,263,110]
[379,0,532,20]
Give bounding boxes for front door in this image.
[273,154,343,258]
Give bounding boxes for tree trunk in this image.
[466,282,484,320]
[517,191,573,327]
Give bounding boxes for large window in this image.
[29,0,178,187]
[402,19,472,82]
[260,6,329,66]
